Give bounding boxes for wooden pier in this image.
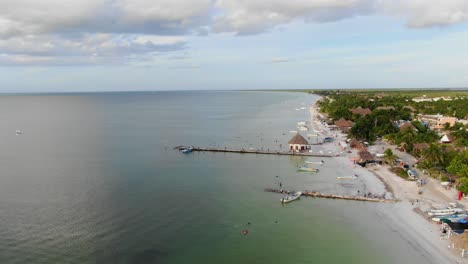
[265,188,398,203]
[174,146,337,157]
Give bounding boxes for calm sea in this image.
[0,91,436,263]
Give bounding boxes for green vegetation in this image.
[390,167,409,180]
[314,89,468,189]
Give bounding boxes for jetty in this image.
[265,188,398,203]
[174,146,337,157]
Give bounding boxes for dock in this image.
[174,146,337,157]
[265,188,398,203]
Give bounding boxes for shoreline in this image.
[308,97,465,263]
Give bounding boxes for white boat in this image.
[298,166,319,172]
[337,174,358,180]
[297,122,306,126]
[15,130,22,135]
[182,147,193,153]
[305,160,324,165]
[289,130,297,133]
[427,208,465,216]
[281,191,302,203]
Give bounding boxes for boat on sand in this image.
[427,207,465,216]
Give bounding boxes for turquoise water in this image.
[0,91,436,263]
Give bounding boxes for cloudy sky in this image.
[0,0,468,92]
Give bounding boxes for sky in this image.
[0,0,468,92]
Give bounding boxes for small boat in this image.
[337,174,358,180]
[427,208,465,216]
[281,191,302,203]
[305,160,324,165]
[15,130,22,135]
[298,166,319,172]
[182,147,193,153]
[431,214,468,223]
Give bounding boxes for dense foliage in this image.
[314,90,468,191]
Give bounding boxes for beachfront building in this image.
[288,133,310,152]
[334,118,354,133]
[357,149,374,165]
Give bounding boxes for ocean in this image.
[0,91,437,263]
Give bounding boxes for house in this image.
[399,122,418,132]
[440,134,453,143]
[288,133,310,152]
[334,118,354,132]
[436,117,458,129]
[357,149,374,164]
[349,107,372,116]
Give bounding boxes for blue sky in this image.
[0,0,468,92]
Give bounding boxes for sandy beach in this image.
[308,103,466,263]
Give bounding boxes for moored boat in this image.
[298,166,319,172]
[431,214,468,223]
[337,174,358,180]
[305,160,324,165]
[427,207,465,216]
[281,191,302,203]
[182,147,193,153]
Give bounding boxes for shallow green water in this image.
[0,91,435,263]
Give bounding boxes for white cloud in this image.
[378,0,468,28]
[213,0,373,34]
[0,34,187,65]
[1,0,468,65]
[213,0,468,34]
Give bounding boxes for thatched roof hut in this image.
[288,133,310,152]
[288,133,309,145]
[358,149,374,162]
[349,107,372,116]
[334,118,354,128]
[399,122,417,132]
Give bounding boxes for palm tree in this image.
[422,143,444,167]
[384,148,398,167]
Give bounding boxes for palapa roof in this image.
[288,133,309,145]
[334,118,354,128]
[413,143,429,151]
[399,122,417,132]
[349,107,372,116]
[358,149,374,161]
